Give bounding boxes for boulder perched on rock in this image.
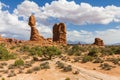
[28,14,44,41]
[93,38,104,46]
[53,23,67,45]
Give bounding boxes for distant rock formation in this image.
[93,38,104,46]
[28,14,44,41]
[0,35,23,44]
[53,23,67,45]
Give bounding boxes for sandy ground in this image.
[0,58,119,80]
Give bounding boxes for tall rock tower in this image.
[53,23,67,45]
[28,14,44,41]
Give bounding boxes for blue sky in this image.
[0,0,120,44]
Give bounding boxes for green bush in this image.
[63,65,72,72]
[29,46,42,56]
[101,48,114,55]
[14,59,24,66]
[99,63,113,70]
[26,69,33,74]
[56,61,65,69]
[93,57,104,63]
[88,48,99,57]
[65,77,70,80]
[1,78,5,80]
[0,46,15,60]
[82,56,93,63]
[67,45,81,56]
[42,46,61,59]
[40,62,50,69]
[10,46,16,50]
[20,45,29,52]
[32,66,40,71]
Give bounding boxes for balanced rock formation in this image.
[53,23,67,45]
[93,38,104,46]
[28,14,44,41]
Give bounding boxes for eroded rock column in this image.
[28,14,44,41]
[53,23,67,45]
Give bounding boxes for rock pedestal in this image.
[28,14,44,41]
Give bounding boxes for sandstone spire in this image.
[28,14,44,41]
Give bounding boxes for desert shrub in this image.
[18,69,23,74]
[14,59,24,66]
[10,46,16,50]
[82,56,93,63]
[0,43,6,47]
[65,77,70,80]
[42,46,61,59]
[99,63,113,70]
[93,57,104,63]
[1,78,5,80]
[32,56,39,61]
[24,63,32,68]
[112,58,120,64]
[32,66,40,71]
[56,61,65,69]
[101,48,114,55]
[63,65,72,72]
[26,69,33,74]
[88,48,99,57]
[106,58,120,65]
[8,72,16,77]
[0,46,15,60]
[115,49,120,54]
[40,62,50,69]
[67,45,81,56]
[1,62,7,66]
[72,70,79,74]
[4,70,8,74]
[20,45,29,52]
[74,57,81,62]
[0,65,3,68]
[8,64,15,69]
[29,46,42,56]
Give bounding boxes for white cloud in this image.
[42,0,120,25]
[0,0,120,44]
[0,1,46,40]
[67,28,120,44]
[14,0,120,25]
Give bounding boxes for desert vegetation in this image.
[0,43,120,80]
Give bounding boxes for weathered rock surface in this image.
[0,35,23,44]
[28,14,44,41]
[93,38,104,46]
[53,23,67,45]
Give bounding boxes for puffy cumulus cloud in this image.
[42,0,120,25]
[14,0,47,21]
[0,1,52,40]
[67,30,94,43]
[95,28,120,44]
[0,9,30,39]
[67,27,120,44]
[14,0,120,25]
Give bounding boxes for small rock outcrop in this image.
[93,38,104,46]
[28,14,44,41]
[53,23,67,45]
